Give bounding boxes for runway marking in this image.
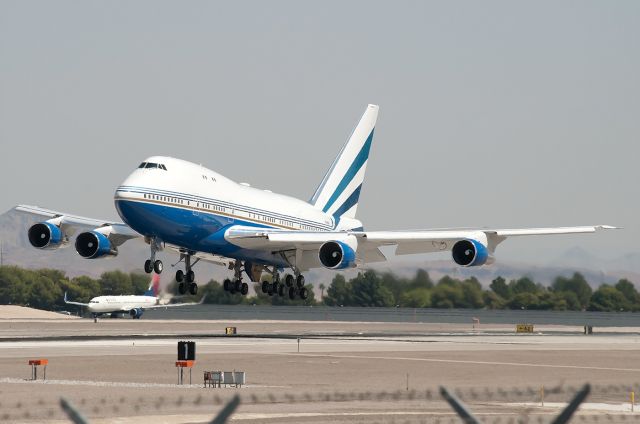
[276,353,640,373]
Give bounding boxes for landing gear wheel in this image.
[178,282,186,295]
[272,282,279,295]
[189,283,198,296]
[261,281,269,293]
[234,280,242,292]
[144,260,153,274]
[268,287,274,296]
[176,270,184,283]
[288,287,296,300]
[300,287,309,300]
[241,283,249,296]
[223,279,231,291]
[153,260,163,274]
[278,284,285,297]
[296,274,305,288]
[285,274,294,287]
[186,270,195,283]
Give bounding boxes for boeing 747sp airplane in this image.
[63,274,203,319]
[17,105,615,300]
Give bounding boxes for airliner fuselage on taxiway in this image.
[63,274,202,319]
[18,105,615,300]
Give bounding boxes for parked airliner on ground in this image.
[63,274,202,319]
[17,105,615,300]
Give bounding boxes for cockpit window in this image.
[142,162,167,170]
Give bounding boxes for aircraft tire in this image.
[178,282,187,295]
[278,284,285,297]
[234,280,242,292]
[189,283,198,296]
[285,274,294,287]
[296,274,305,288]
[144,260,153,274]
[223,279,231,291]
[300,287,309,300]
[261,281,269,293]
[288,287,296,300]
[153,260,163,274]
[176,270,184,283]
[241,283,249,295]
[186,270,195,283]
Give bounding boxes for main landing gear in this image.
[175,253,199,296]
[142,239,199,296]
[223,261,249,296]
[262,273,308,300]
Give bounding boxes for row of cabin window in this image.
[138,162,168,170]
[144,194,184,204]
[198,202,224,212]
[144,193,320,230]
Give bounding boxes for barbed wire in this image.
[7,383,640,422]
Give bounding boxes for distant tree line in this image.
[323,269,640,312]
[0,265,637,313]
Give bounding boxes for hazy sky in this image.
[0,1,637,264]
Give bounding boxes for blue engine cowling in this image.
[28,222,65,249]
[451,239,490,267]
[129,308,143,319]
[75,231,117,259]
[318,240,357,269]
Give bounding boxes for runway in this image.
[2,319,640,423]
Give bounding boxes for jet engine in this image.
[27,222,67,250]
[129,308,143,319]
[75,231,118,259]
[451,239,492,267]
[319,239,357,269]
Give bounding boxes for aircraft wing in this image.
[224,225,616,264]
[14,205,140,246]
[144,295,206,309]
[63,292,90,308]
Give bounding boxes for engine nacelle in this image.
[319,240,357,269]
[129,308,143,319]
[451,239,492,267]
[28,222,66,250]
[75,231,118,259]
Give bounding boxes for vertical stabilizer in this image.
[310,104,378,219]
[144,273,161,297]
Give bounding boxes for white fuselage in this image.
[86,295,158,314]
[113,156,362,269]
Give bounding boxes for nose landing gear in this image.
[143,238,164,274]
